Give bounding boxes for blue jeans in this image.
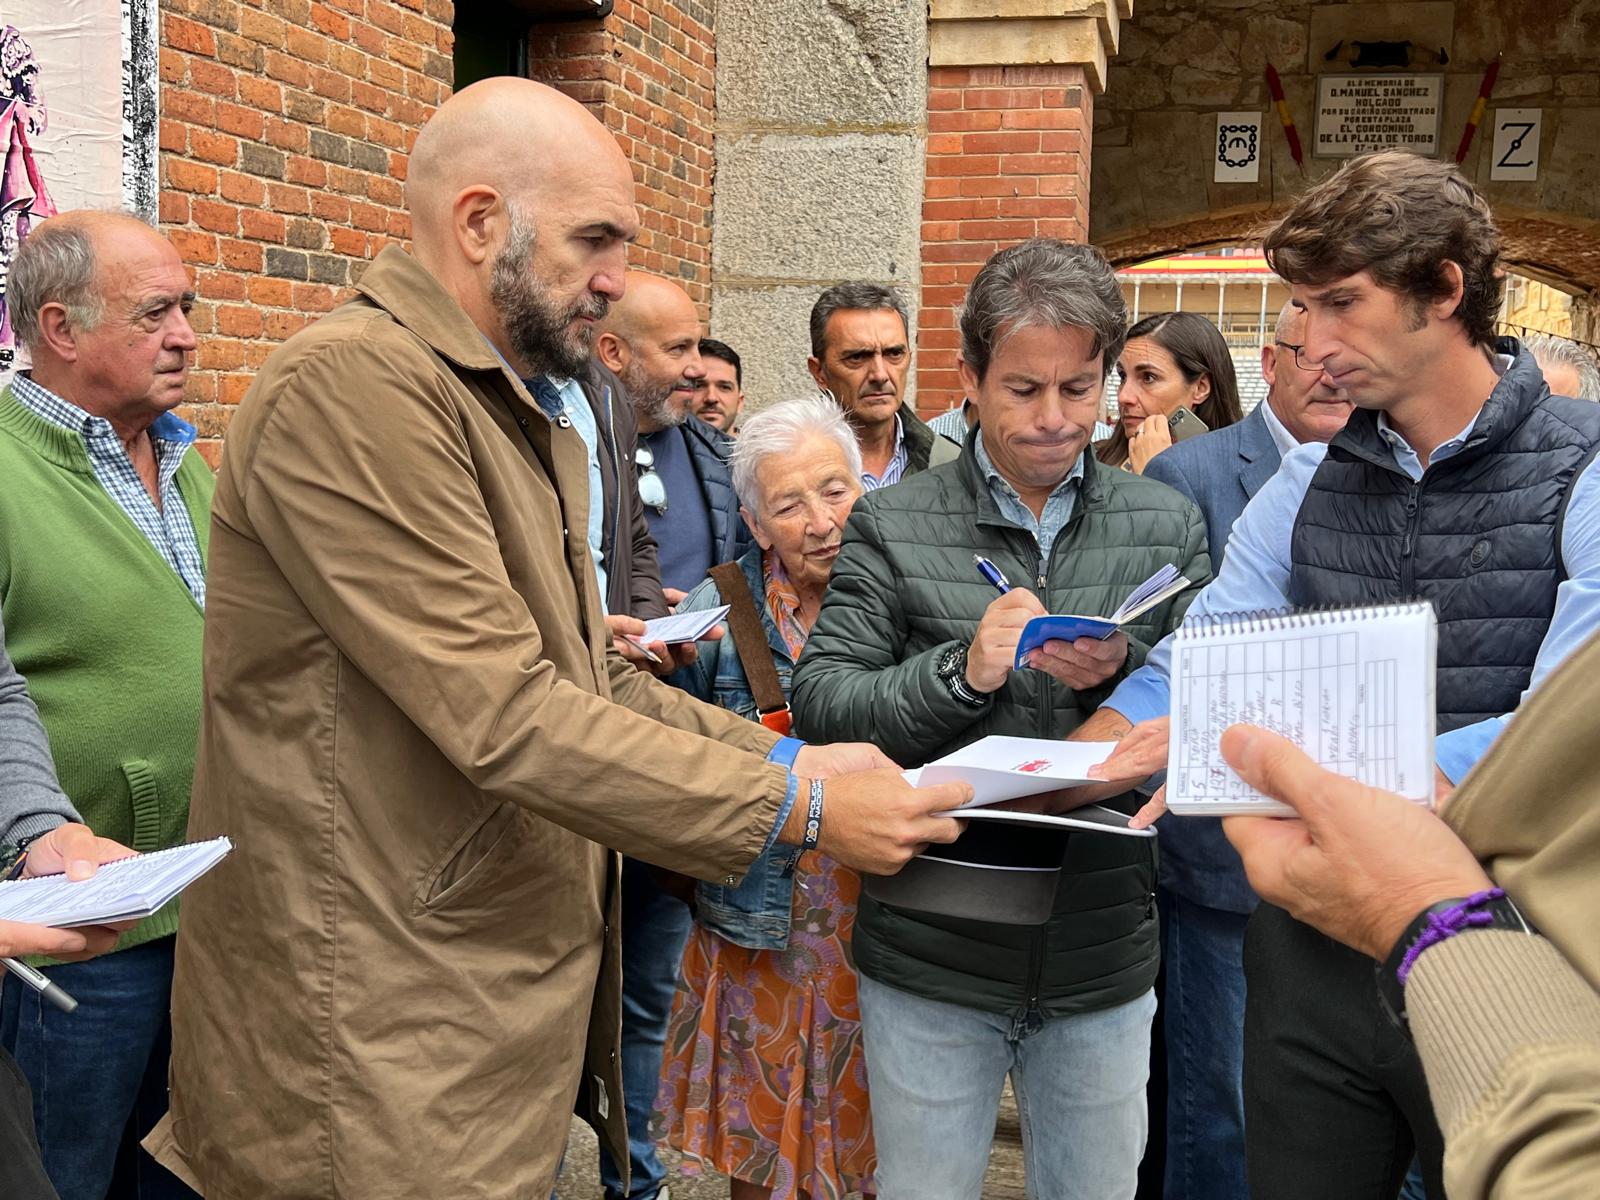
[858,974,1154,1200]
[0,936,196,1200]
[1159,888,1250,1200]
[598,859,693,1200]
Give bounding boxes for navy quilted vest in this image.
[1289,344,1600,731]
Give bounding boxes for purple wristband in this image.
[1395,887,1505,985]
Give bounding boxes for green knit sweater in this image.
[0,389,212,953]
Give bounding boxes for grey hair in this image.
[1523,333,1600,402]
[729,395,865,511]
[809,281,909,360]
[9,220,105,349]
[958,238,1127,382]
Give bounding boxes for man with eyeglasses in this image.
[807,281,959,488]
[1130,301,1353,1200]
[1064,150,1600,1198]
[592,271,755,1200]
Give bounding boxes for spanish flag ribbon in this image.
[1456,56,1502,163]
[1264,64,1303,172]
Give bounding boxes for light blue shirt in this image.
[548,374,609,612]
[974,429,1084,578]
[1107,409,1600,783]
[861,415,910,491]
[12,374,206,606]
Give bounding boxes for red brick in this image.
[965,87,1041,110]
[160,119,187,154]
[237,75,284,112]
[197,270,249,301]
[963,131,1041,155]
[189,58,238,97]
[220,374,255,405]
[192,199,240,234]
[999,153,1082,176]
[926,155,1001,178]
[165,88,216,125]
[929,110,1002,133]
[239,9,287,47]
[241,210,287,242]
[169,229,220,265]
[189,129,240,165]
[218,305,265,337]
[248,277,296,307]
[167,159,219,193]
[220,172,267,206]
[220,239,265,272]
[216,103,267,140]
[165,15,217,56]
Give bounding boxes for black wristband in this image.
[801,778,824,852]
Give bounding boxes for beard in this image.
[490,212,607,379]
[620,358,691,429]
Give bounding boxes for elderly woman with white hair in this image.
[654,396,876,1200]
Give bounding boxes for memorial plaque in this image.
[1314,74,1443,158]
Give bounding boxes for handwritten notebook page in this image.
[1167,603,1437,816]
[0,837,233,928]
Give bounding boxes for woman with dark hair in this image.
[1097,311,1243,472]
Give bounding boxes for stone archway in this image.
[1089,0,1600,337]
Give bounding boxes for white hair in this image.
[728,395,865,510]
[1524,333,1600,402]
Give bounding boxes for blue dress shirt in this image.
[1107,411,1600,783]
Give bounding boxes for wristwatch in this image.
[1376,890,1532,1032]
[936,642,993,710]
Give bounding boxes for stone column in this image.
[917,1,1129,414]
[708,1,927,411]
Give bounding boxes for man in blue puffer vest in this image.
[1074,150,1600,1200]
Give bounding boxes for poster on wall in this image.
[0,0,158,372]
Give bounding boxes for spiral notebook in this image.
[0,837,233,928]
[1167,603,1436,816]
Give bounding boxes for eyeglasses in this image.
[1274,341,1326,372]
[634,444,667,514]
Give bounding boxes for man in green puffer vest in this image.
[792,239,1210,1200]
[0,212,208,1200]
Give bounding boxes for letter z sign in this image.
[1490,109,1541,182]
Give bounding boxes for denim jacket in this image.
[667,547,798,951]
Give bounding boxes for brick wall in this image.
[528,1,714,311]
[917,64,1093,415]
[159,0,454,463]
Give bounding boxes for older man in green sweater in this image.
[0,211,208,1200]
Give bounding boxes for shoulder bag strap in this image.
[707,561,792,735]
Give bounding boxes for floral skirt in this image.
[654,852,874,1199]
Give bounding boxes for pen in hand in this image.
[973,554,1012,595]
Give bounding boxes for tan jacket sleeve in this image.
[233,336,786,880]
[1407,931,1600,1200]
[604,651,782,758]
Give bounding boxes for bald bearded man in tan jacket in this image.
[145,79,970,1199]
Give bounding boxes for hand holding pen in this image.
[967,555,1047,692]
[1,823,138,1013]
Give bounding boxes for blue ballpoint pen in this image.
[973,554,1012,595]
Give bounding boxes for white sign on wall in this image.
[1489,109,1542,181]
[1314,74,1443,158]
[1214,112,1262,183]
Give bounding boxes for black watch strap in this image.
[1376,889,1532,1032]
[938,643,992,709]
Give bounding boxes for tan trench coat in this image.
[1429,626,1600,1197]
[146,248,789,1198]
